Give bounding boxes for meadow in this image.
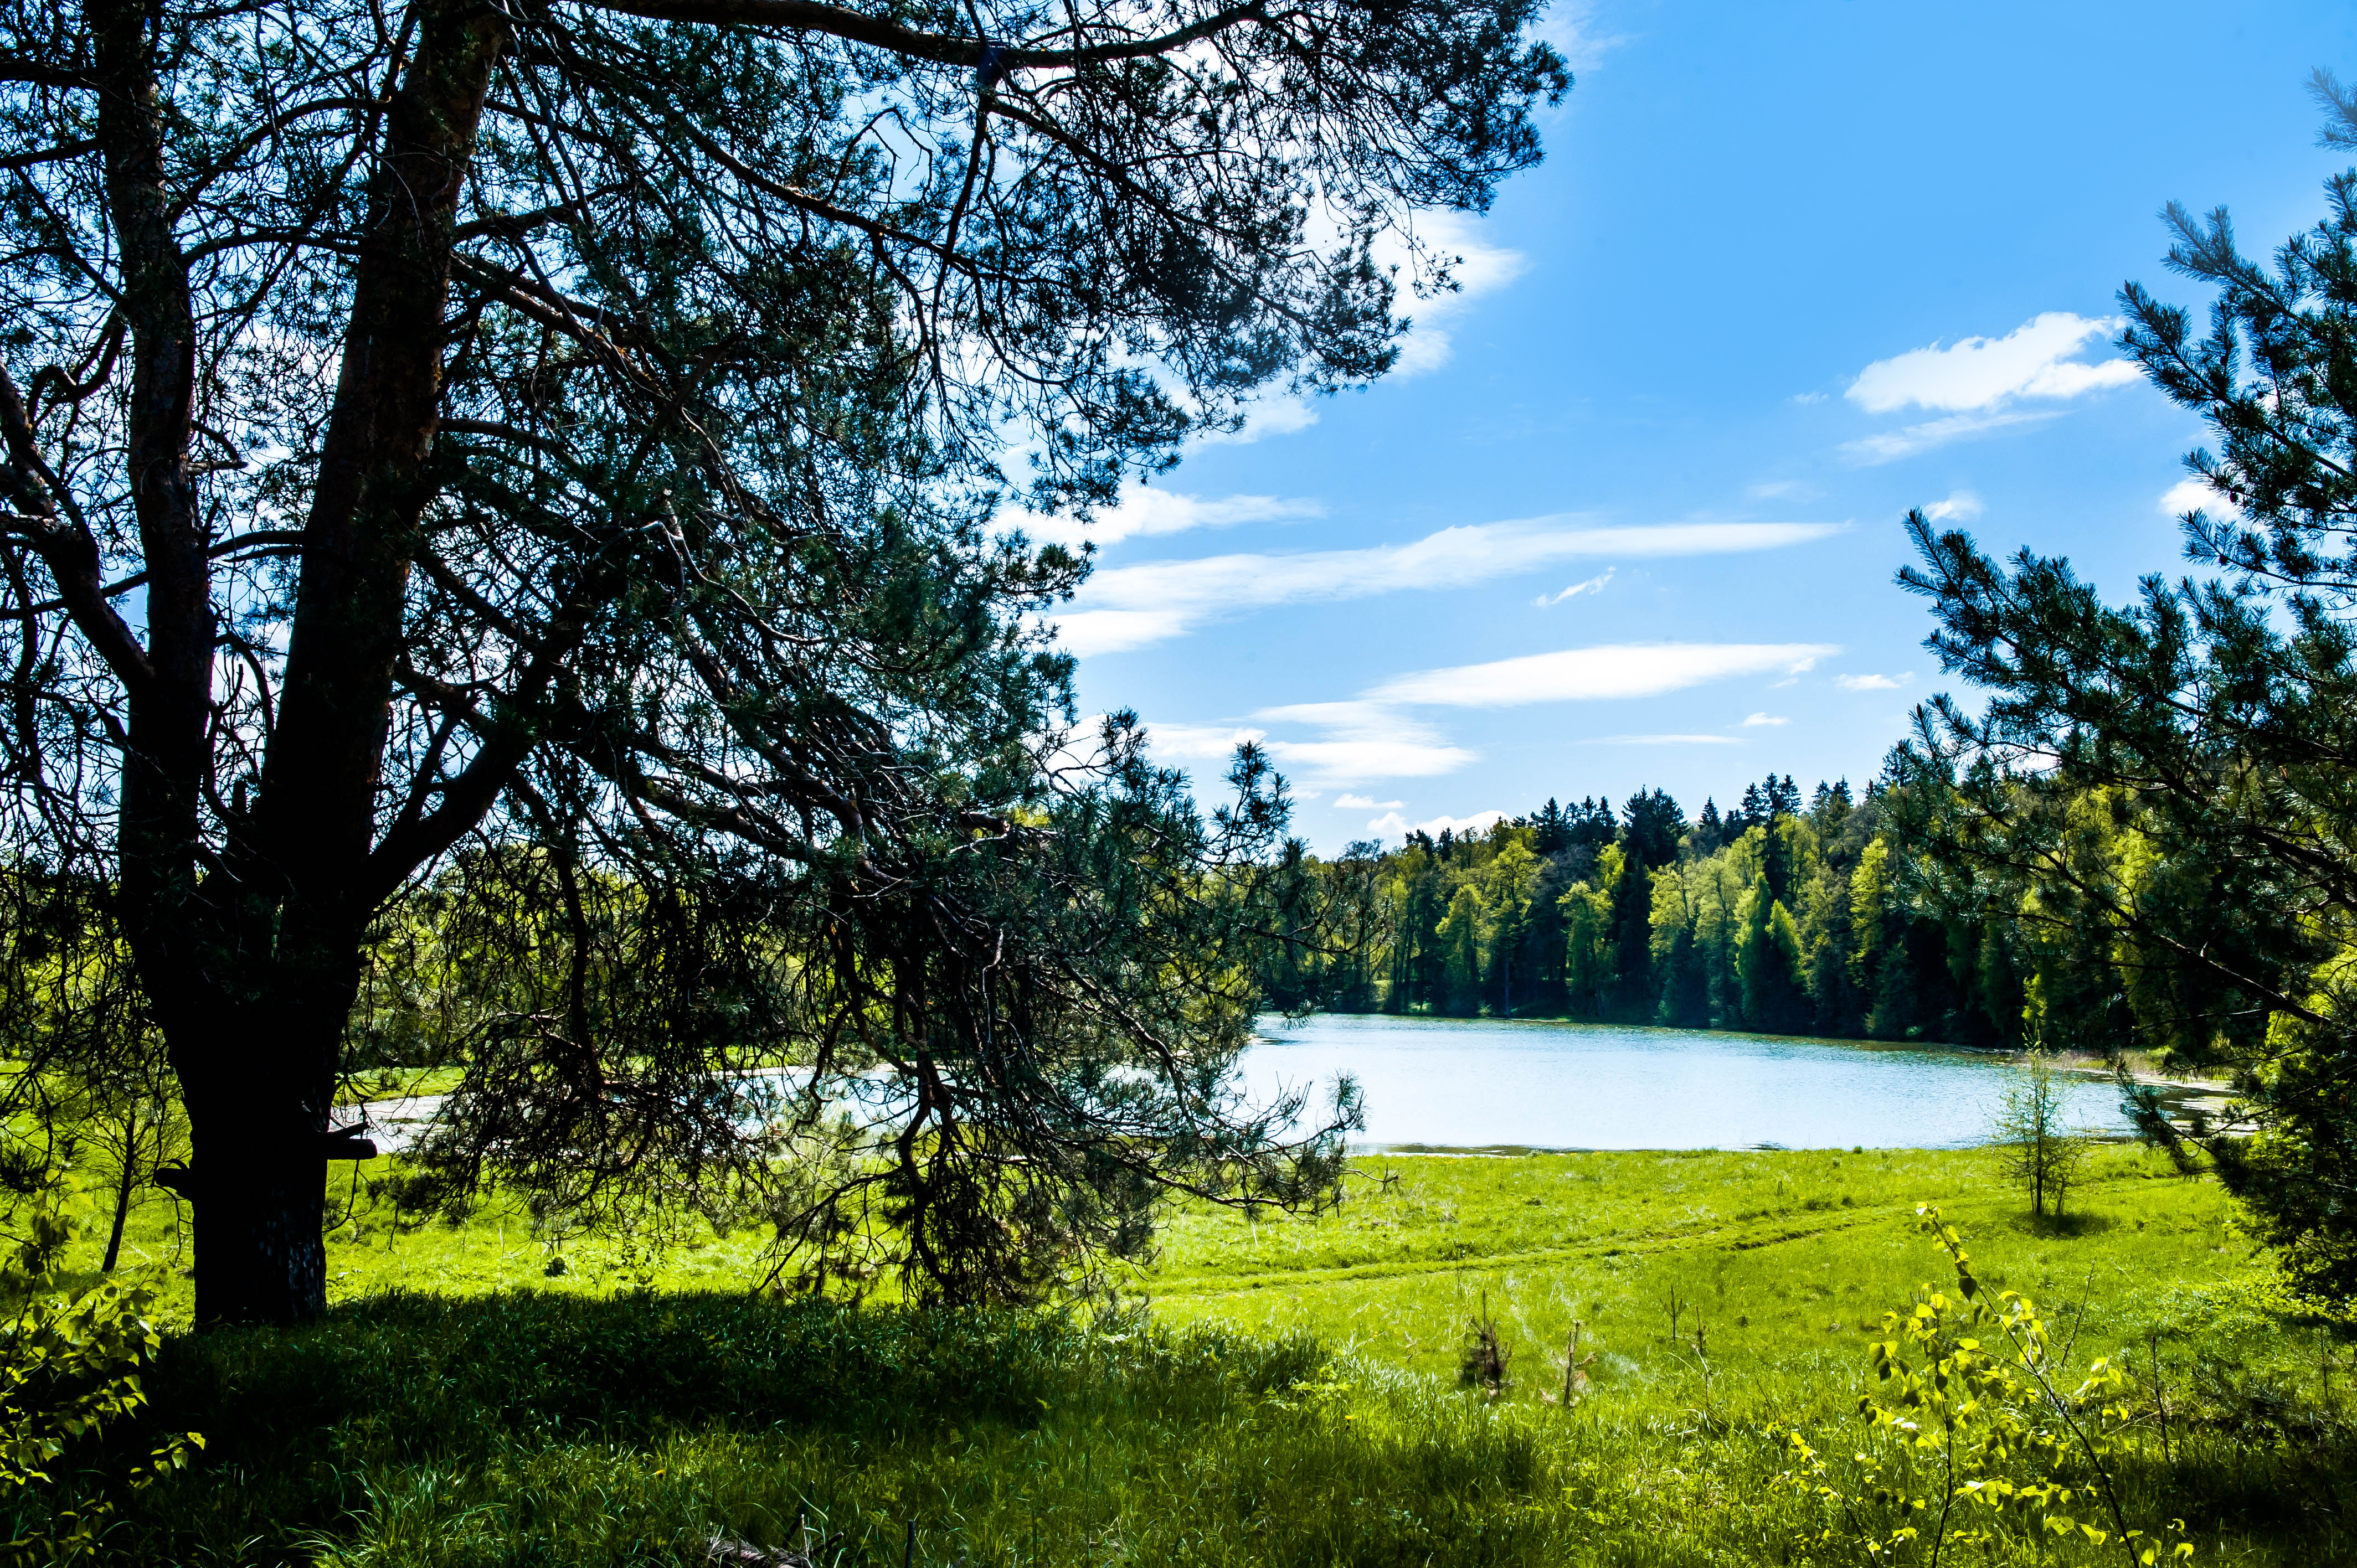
[25,1142,2352,1565]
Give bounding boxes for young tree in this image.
[1990,1050,2088,1222]
[1890,75,2357,1297]
[0,0,1567,1322]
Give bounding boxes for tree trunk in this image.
[174,998,345,1325]
[109,0,505,1327]
[101,1121,138,1272]
[188,1133,328,1326]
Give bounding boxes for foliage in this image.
[0,1270,199,1564]
[1778,1205,2193,1567]
[1317,777,2042,1047]
[0,0,1566,1322]
[1458,1287,1510,1396]
[1886,77,2357,1303]
[1993,1051,2092,1221]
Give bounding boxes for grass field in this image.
[20,1143,2353,1565]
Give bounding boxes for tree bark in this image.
[82,0,509,1327]
[101,1120,138,1273]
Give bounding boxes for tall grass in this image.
[29,1143,2354,1565]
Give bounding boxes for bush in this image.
[0,1273,199,1563]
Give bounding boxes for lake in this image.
[1234,1013,2135,1151]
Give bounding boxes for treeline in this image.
[1265,776,2039,1046]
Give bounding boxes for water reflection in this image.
[1236,1014,2133,1151]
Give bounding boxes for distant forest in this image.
[1266,777,2036,1048]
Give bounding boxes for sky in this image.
[1042,1,2357,853]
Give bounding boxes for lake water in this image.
[1234,1014,2134,1151]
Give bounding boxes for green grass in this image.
[22,1145,2354,1565]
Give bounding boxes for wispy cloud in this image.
[1054,519,1841,654]
[1249,701,1476,783]
[1008,488,1322,550]
[1386,211,1530,376]
[1742,711,1789,727]
[1534,568,1614,607]
[1334,793,1402,809]
[1922,489,1984,523]
[1191,395,1320,447]
[1537,0,1631,72]
[1138,721,1267,761]
[1841,312,2140,465]
[1835,672,1913,692]
[1748,479,1820,501]
[1841,410,2058,466]
[1366,643,1838,708]
[1848,313,2139,414]
[1145,641,1841,790]
[1144,705,1474,788]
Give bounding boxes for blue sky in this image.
[1046,1,2357,852]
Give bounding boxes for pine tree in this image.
[1890,79,2357,1297]
[1607,849,1655,1020]
[1620,788,1686,870]
[1737,870,1809,1033]
[0,0,1565,1322]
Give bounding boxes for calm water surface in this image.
[1236,1014,2132,1151]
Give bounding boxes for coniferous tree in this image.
[0,0,1565,1322]
[1620,788,1685,870]
[1736,869,1809,1033]
[1607,846,1654,1020]
[1890,79,2357,1297]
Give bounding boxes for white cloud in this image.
[1742,712,1789,727]
[1366,642,1840,709]
[1334,793,1402,809]
[1535,568,1614,607]
[1847,312,2140,415]
[1053,609,1195,655]
[1840,410,2059,466]
[1053,518,1841,654]
[1369,808,1508,839]
[1142,705,1473,788]
[1923,489,1984,523]
[1537,1,1631,72]
[1835,672,1913,692]
[1008,488,1322,550]
[2159,477,2238,517]
[1269,735,1476,781]
[1748,479,1820,501]
[1578,734,1743,746]
[1385,211,1530,376]
[1141,721,1266,760]
[1191,395,1320,447]
[1250,701,1475,783]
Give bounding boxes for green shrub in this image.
[0,1273,199,1562]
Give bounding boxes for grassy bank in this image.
[24,1146,2354,1565]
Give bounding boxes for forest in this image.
[1272,776,2062,1051]
[2,0,2355,1556]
